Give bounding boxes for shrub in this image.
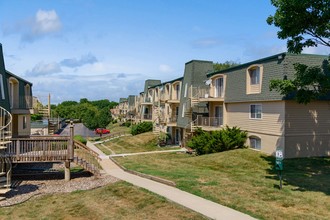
[31,114,43,121]
[74,135,87,145]
[131,121,153,135]
[187,126,247,155]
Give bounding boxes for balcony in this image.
[167,115,178,126]
[189,87,224,102]
[141,97,153,105]
[193,116,223,131]
[160,94,169,102]
[11,96,33,114]
[142,114,152,120]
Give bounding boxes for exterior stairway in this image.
[0,106,12,200]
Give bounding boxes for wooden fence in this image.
[5,136,101,176]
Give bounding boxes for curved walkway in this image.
[86,141,256,220]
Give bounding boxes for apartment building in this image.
[0,44,33,138]
[119,53,330,158]
[0,43,33,197]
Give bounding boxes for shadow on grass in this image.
[261,155,330,195]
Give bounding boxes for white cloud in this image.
[27,62,62,76]
[2,9,62,43]
[60,53,98,68]
[302,45,330,55]
[159,64,173,73]
[33,10,62,35]
[29,72,146,104]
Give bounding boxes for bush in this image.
[121,121,131,127]
[31,114,43,121]
[74,135,87,145]
[187,126,247,155]
[131,121,153,135]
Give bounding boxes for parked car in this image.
[95,128,110,134]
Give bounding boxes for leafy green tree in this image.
[267,0,330,104]
[54,99,114,130]
[267,0,330,54]
[213,61,239,71]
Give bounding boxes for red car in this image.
[95,128,110,134]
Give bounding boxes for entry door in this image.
[214,105,223,126]
[175,128,180,144]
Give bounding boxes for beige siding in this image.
[285,101,330,158]
[285,101,330,135]
[226,101,285,155]
[226,101,285,135]
[249,84,260,94]
[247,132,284,155]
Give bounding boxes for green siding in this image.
[224,53,328,103]
[0,44,10,111]
[177,60,213,128]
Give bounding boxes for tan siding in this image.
[285,101,330,135]
[247,132,284,155]
[285,101,330,158]
[226,101,285,135]
[249,84,260,94]
[285,135,330,158]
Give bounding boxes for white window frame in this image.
[250,104,262,119]
[184,83,188,98]
[182,103,185,117]
[250,137,261,150]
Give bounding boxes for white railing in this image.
[193,115,223,127]
[0,107,12,147]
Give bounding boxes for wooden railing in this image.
[7,136,71,162]
[73,140,101,176]
[4,136,101,176]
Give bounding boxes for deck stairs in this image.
[0,107,12,200]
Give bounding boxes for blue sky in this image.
[1,0,329,104]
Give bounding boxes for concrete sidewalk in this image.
[87,141,256,220]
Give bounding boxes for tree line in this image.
[52,98,118,130]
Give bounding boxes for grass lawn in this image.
[0,181,206,220]
[114,149,330,220]
[108,122,131,133]
[97,132,180,155]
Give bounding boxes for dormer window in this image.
[246,65,263,94]
[249,68,260,85]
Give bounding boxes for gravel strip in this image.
[0,174,119,207]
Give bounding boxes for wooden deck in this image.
[4,136,101,176]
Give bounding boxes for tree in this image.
[267,0,330,54]
[213,61,239,71]
[267,0,330,104]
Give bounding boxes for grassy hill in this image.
[0,182,205,220]
[114,148,330,219]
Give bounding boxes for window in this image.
[250,137,261,150]
[246,65,263,94]
[182,103,185,117]
[0,75,4,100]
[23,116,27,129]
[184,83,188,97]
[175,84,180,100]
[214,77,224,97]
[249,68,260,85]
[250,104,262,119]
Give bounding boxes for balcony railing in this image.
[189,87,224,99]
[194,116,223,127]
[11,96,33,109]
[143,114,152,120]
[168,115,178,123]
